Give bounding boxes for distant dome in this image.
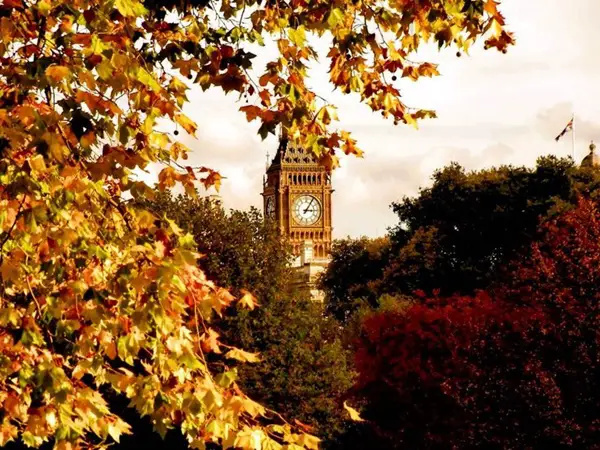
[581,141,600,167]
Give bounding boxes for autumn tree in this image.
[0,0,513,447]
[348,199,600,449]
[494,197,600,444]
[146,192,355,445]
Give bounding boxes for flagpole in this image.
[571,114,575,160]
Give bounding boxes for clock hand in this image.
[303,198,315,214]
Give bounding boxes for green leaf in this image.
[136,68,161,92]
[327,8,344,28]
[288,26,306,47]
[96,58,113,80]
[114,0,147,17]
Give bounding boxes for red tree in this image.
[351,198,600,449]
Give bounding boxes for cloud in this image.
[141,0,600,238]
[536,103,600,144]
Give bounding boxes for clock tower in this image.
[262,138,333,300]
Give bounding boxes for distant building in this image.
[261,138,333,301]
[581,141,600,167]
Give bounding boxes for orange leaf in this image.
[158,166,178,189]
[239,105,263,122]
[45,65,70,83]
[200,329,222,354]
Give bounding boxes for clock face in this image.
[292,195,321,226]
[265,196,275,219]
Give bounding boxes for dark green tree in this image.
[384,155,600,296]
[146,191,355,444]
[320,156,600,322]
[318,237,391,323]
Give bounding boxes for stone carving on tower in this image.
[261,138,333,301]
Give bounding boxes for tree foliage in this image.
[146,192,355,446]
[146,191,292,299]
[349,198,600,449]
[321,157,600,318]
[386,156,588,295]
[318,237,390,323]
[0,0,512,446]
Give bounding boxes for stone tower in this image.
[261,138,333,300]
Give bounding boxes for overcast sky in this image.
[143,0,600,238]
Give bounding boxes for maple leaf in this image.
[238,289,259,310]
[107,419,132,443]
[158,166,179,189]
[240,105,263,122]
[175,113,198,136]
[200,328,222,354]
[45,65,70,83]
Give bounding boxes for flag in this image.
[555,118,573,141]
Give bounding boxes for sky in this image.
[142,0,600,238]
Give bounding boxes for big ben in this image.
[262,138,333,299]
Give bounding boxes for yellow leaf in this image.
[403,112,418,129]
[242,397,266,418]
[175,113,198,136]
[29,154,46,172]
[295,433,321,450]
[234,429,264,450]
[137,67,161,92]
[45,65,70,83]
[288,26,306,47]
[327,8,344,28]
[190,440,206,450]
[383,93,396,112]
[225,348,261,363]
[343,401,365,422]
[238,290,259,310]
[114,0,147,17]
[107,419,131,443]
[96,58,114,80]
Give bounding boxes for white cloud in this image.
[155,0,600,237]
